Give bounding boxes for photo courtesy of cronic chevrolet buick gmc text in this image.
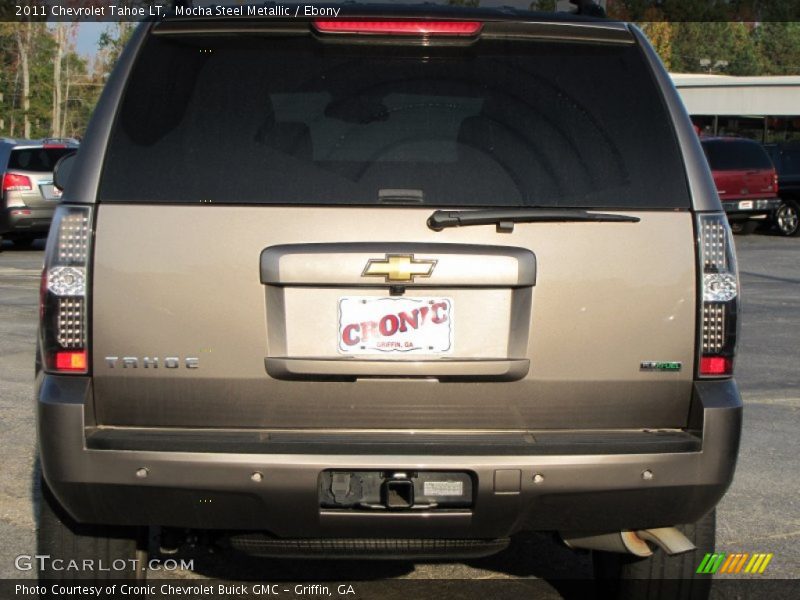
[36,6,742,598]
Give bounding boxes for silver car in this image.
[0,138,78,249]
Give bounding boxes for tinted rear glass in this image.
[777,148,800,176]
[701,140,773,171]
[100,32,689,209]
[9,147,73,172]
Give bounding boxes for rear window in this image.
[701,140,773,171]
[777,148,800,176]
[99,32,690,209]
[9,147,73,173]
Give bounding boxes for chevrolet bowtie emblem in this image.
[362,254,437,283]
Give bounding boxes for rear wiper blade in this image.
[427,208,640,232]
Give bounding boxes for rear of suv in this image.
[700,136,779,234]
[37,9,742,596]
[0,138,79,249]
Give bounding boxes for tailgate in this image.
[715,169,776,201]
[89,21,697,432]
[91,206,696,430]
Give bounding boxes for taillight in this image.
[696,214,739,378]
[2,172,32,192]
[40,205,92,375]
[313,20,483,36]
[773,172,779,193]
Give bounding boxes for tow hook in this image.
[562,527,696,557]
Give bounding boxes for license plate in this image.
[338,296,453,355]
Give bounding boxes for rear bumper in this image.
[38,376,741,538]
[722,198,780,219]
[0,206,54,236]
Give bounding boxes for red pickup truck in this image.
[701,137,779,233]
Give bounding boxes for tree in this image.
[61,52,102,138]
[725,22,761,76]
[666,22,760,76]
[97,22,134,71]
[52,24,67,137]
[638,20,674,70]
[15,22,33,138]
[755,22,800,75]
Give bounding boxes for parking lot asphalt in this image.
[0,232,797,595]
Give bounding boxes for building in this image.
[670,74,800,142]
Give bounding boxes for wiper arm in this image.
[427,208,640,232]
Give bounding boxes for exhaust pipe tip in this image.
[562,527,695,557]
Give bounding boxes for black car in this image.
[763,142,800,237]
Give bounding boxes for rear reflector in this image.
[313,20,482,36]
[55,350,87,372]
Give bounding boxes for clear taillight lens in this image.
[697,214,739,378]
[40,205,92,374]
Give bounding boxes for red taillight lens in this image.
[40,206,92,375]
[700,356,732,376]
[55,350,88,372]
[773,172,779,193]
[2,172,32,192]
[313,20,482,36]
[696,214,739,378]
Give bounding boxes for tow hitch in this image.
[320,470,473,510]
[383,473,415,508]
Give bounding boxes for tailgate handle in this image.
[261,243,536,287]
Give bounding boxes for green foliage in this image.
[0,23,116,139]
[754,23,800,75]
[642,21,800,76]
[98,22,135,69]
[0,23,58,138]
[638,22,674,70]
[27,27,57,137]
